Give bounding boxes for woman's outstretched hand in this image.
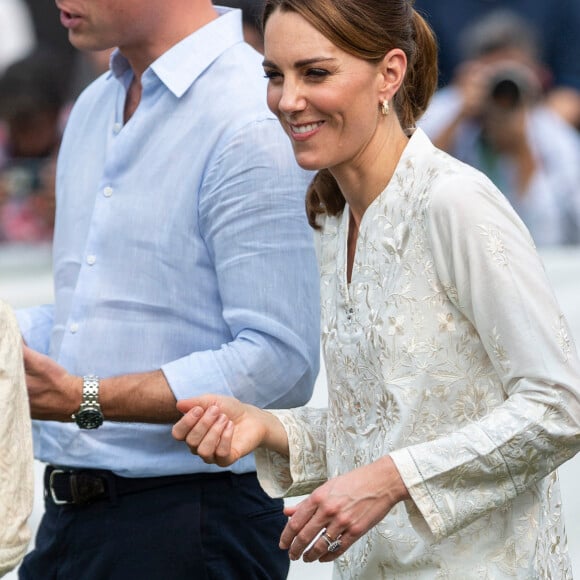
[172,394,286,467]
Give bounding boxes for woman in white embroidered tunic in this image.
[172,0,580,578]
[0,300,33,577]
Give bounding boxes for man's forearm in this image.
[99,369,180,423]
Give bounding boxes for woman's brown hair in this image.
[262,0,438,227]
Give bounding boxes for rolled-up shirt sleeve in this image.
[162,120,320,409]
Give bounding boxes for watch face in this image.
[76,409,104,429]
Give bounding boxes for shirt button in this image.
[113,122,122,134]
[70,323,79,333]
[87,255,96,266]
[103,186,113,197]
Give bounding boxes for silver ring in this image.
[322,532,342,553]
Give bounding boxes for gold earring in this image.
[381,100,390,116]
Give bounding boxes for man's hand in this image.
[23,345,81,421]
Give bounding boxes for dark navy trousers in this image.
[19,469,289,580]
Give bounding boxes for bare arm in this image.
[24,345,179,423]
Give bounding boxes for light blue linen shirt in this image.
[17,8,320,477]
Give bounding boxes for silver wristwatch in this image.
[72,375,104,429]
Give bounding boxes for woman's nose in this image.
[278,82,306,114]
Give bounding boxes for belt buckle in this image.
[48,468,73,505]
[48,468,108,505]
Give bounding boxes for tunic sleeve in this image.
[0,301,34,576]
[255,407,329,498]
[390,168,580,540]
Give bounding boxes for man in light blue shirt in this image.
[17,1,319,578]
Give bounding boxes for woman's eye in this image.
[263,70,282,81]
[306,68,329,79]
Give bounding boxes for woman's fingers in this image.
[194,413,232,462]
[302,528,347,563]
[282,514,347,563]
[172,404,235,464]
[172,405,226,456]
[279,498,314,550]
[171,406,204,440]
[279,498,329,561]
[213,420,236,466]
[184,406,221,450]
[316,529,349,563]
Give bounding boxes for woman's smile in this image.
[288,121,325,139]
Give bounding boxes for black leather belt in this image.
[45,465,246,506]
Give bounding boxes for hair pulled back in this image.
[262,0,438,227]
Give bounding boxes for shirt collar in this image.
[109,7,244,98]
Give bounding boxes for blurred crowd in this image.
[0,0,111,245]
[418,7,580,246]
[1,0,580,247]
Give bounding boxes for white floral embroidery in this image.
[489,327,511,373]
[479,225,509,266]
[441,281,459,306]
[452,384,500,423]
[388,315,405,336]
[556,314,572,362]
[255,130,580,580]
[438,312,456,332]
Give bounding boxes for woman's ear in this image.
[378,48,407,103]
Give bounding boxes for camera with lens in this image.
[486,65,539,110]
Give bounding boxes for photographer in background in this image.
[415,0,580,130]
[420,9,580,246]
